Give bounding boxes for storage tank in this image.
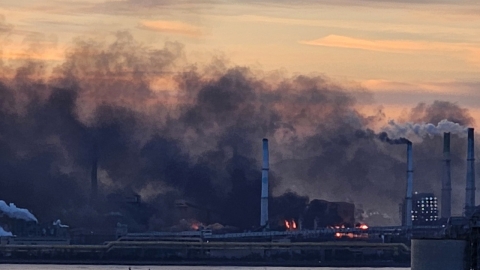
[411,239,467,270]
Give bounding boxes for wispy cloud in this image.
[89,0,215,15]
[0,15,13,35]
[240,15,479,40]
[301,35,468,53]
[124,0,216,7]
[1,50,64,62]
[137,20,203,37]
[300,35,480,65]
[238,0,473,8]
[363,79,480,95]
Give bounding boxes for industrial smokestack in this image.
[91,142,98,202]
[405,142,413,227]
[464,128,476,217]
[441,132,452,219]
[260,138,269,228]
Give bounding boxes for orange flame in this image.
[292,220,297,229]
[359,224,368,230]
[284,220,290,229]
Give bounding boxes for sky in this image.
[1,0,479,123]
[1,0,480,226]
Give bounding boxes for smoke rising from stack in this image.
[407,101,474,127]
[0,226,12,237]
[378,132,411,145]
[376,132,413,226]
[0,201,37,222]
[0,27,478,228]
[383,119,467,143]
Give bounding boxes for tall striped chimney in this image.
[405,142,413,227]
[465,128,475,217]
[260,138,269,228]
[441,132,452,219]
[91,142,98,202]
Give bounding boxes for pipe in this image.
[465,128,475,217]
[260,138,269,228]
[441,132,452,219]
[405,142,413,227]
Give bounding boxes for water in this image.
[0,266,410,270]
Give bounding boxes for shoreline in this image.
[0,259,410,268]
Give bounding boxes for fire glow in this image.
[334,232,367,239]
[284,219,297,230]
[191,222,201,230]
[331,223,369,239]
[357,223,369,230]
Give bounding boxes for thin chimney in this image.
[465,128,476,217]
[260,138,269,228]
[441,132,452,219]
[91,142,98,202]
[405,142,413,227]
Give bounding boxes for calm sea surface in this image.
[0,266,410,270]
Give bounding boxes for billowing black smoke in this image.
[378,132,411,145]
[0,28,477,230]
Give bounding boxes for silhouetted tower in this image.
[464,128,475,217]
[441,132,452,219]
[91,142,98,202]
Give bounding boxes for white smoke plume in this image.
[0,201,38,223]
[382,119,468,142]
[53,219,69,228]
[0,226,12,237]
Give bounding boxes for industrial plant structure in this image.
[441,132,452,219]
[0,127,477,268]
[465,128,476,217]
[405,141,414,227]
[411,193,438,226]
[260,138,269,229]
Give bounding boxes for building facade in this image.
[412,192,438,225]
[400,192,438,226]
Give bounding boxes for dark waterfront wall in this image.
[411,239,466,270]
[0,241,410,267]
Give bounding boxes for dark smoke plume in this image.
[0,23,478,229]
[407,101,474,126]
[378,132,411,145]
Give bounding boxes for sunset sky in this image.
[1,0,479,122]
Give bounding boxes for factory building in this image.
[412,193,438,225]
[303,200,355,229]
[401,192,438,226]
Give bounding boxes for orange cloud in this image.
[1,49,64,62]
[301,34,480,57]
[362,79,480,96]
[300,35,480,66]
[301,35,473,53]
[138,20,203,37]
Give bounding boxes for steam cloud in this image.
[53,220,69,228]
[0,27,477,229]
[0,201,38,223]
[382,119,468,142]
[0,226,12,237]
